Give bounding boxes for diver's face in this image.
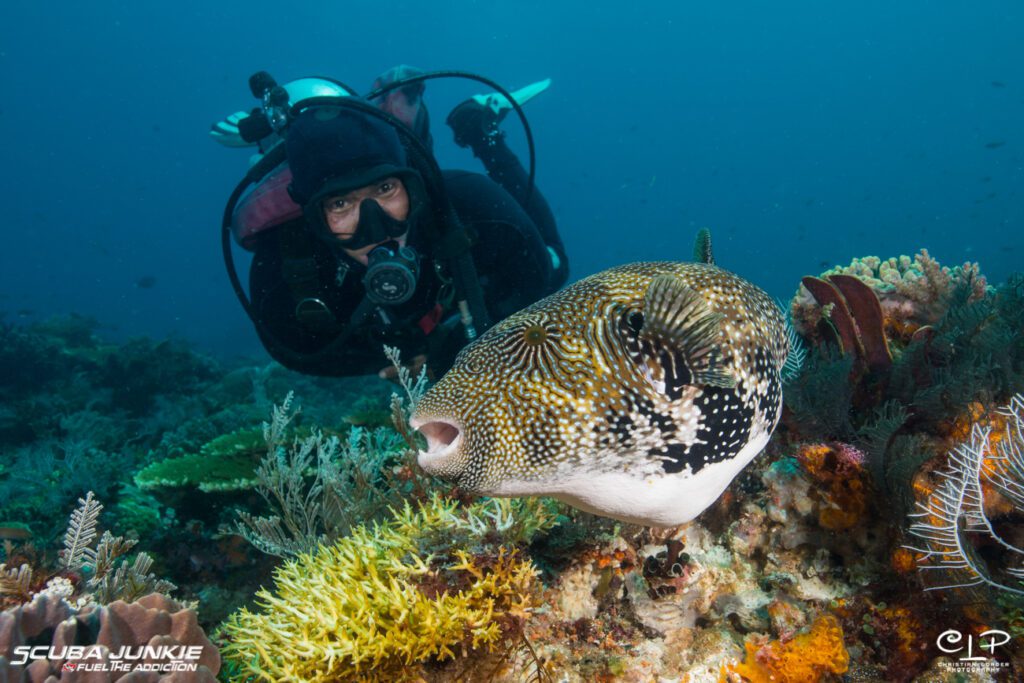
[321,177,410,265]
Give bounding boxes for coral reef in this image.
[1,492,176,612]
[3,255,1023,680]
[905,394,1024,595]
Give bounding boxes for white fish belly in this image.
[542,431,772,527]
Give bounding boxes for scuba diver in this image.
[212,66,568,378]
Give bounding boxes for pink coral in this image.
[831,442,866,470]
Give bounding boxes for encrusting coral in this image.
[795,442,869,531]
[218,494,547,682]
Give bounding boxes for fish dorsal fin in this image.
[692,228,714,265]
[636,275,735,399]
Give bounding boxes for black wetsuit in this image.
[248,137,567,377]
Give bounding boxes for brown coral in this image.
[0,592,219,682]
[800,275,893,373]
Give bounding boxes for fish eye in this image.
[523,324,548,346]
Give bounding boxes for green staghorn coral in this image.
[218,494,543,681]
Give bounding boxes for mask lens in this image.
[333,197,408,250]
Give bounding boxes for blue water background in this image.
[2,1,1021,359]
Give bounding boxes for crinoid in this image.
[904,394,1024,595]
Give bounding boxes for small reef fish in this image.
[412,242,789,526]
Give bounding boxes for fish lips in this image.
[409,414,466,480]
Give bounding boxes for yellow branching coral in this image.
[218,495,539,682]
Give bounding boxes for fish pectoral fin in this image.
[640,275,735,394]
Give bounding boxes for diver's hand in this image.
[378,354,433,383]
[446,99,502,149]
[446,79,551,149]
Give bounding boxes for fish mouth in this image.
[409,416,464,474]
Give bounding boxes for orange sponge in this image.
[722,614,849,683]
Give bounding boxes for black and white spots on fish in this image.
[747,347,783,422]
[657,385,755,475]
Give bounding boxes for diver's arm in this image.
[447,104,569,290]
[481,222,551,320]
[444,171,552,319]
[248,239,390,377]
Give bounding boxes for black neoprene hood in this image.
[285,104,410,205]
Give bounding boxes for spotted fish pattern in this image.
[411,261,788,526]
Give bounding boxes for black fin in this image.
[692,228,714,265]
[638,275,734,398]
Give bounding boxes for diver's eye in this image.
[377,180,398,196]
[324,197,351,215]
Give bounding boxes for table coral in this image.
[135,426,266,493]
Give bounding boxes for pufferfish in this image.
[410,247,788,527]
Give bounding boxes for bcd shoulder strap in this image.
[277,223,341,333]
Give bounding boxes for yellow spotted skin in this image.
[413,262,788,524]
